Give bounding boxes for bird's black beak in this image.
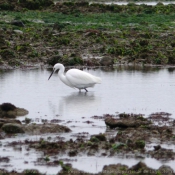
[48,70,54,80]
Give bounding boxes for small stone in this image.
[0,103,16,111]
[135,140,145,149]
[100,56,114,66]
[11,20,25,27]
[87,149,95,156]
[68,150,78,157]
[154,145,161,151]
[129,161,147,171]
[13,30,23,34]
[91,133,106,141]
[158,165,174,175]
[152,130,159,134]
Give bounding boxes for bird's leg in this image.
[79,89,81,92]
[85,88,88,92]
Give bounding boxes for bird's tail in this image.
[95,76,101,84]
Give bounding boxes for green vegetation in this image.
[135,140,145,148]
[112,143,127,150]
[1,9,175,31]
[44,155,50,162]
[1,2,175,66]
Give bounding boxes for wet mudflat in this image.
[1,0,175,174]
[0,66,175,174]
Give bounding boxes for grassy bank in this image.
[1,10,175,31]
[1,2,175,67]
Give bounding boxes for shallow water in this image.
[54,1,175,6]
[96,1,175,5]
[1,65,175,173]
[1,66,175,120]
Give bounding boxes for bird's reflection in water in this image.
[57,91,101,118]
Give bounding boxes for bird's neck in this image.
[58,66,69,85]
[58,66,73,88]
[58,66,65,80]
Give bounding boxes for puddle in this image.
[1,65,175,173]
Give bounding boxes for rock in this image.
[0,108,28,118]
[87,149,96,156]
[68,150,78,157]
[0,103,16,111]
[0,49,16,60]
[42,28,50,35]
[85,58,100,66]
[46,55,62,66]
[154,145,161,151]
[22,169,41,175]
[102,164,129,174]
[19,0,54,10]
[0,157,10,163]
[128,161,158,175]
[90,133,106,141]
[129,161,148,171]
[0,103,28,118]
[2,123,24,134]
[0,122,4,128]
[90,136,100,142]
[135,140,145,149]
[105,117,151,128]
[52,22,67,32]
[148,148,175,161]
[11,20,25,27]
[0,118,21,128]
[13,30,23,34]
[0,37,6,48]
[84,29,101,36]
[112,143,126,150]
[152,130,159,134]
[14,108,29,116]
[24,123,71,135]
[158,165,174,175]
[58,163,74,174]
[100,56,114,66]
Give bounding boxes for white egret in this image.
[48,63,101,92]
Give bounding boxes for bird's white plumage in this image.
[66,69,101,89]
[48,63,101,92]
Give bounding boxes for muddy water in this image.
[1,65,175,173]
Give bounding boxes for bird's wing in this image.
[66,69,101,87]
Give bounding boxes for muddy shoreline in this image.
[1,0,175,174]
[1,103,175,174]
[1,1,175,69]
